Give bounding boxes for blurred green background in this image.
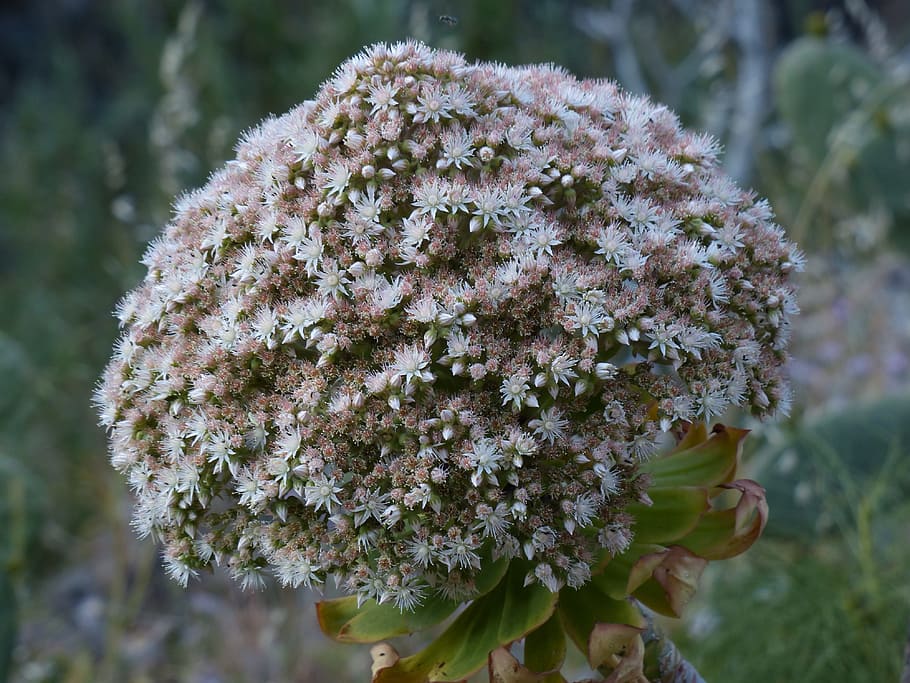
[1,1,909,681]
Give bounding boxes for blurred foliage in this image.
[1,0,909,681]
[682,425,910,681]
[774,36,910,250]
[760,394,910,539]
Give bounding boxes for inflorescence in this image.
[96,42,801,609]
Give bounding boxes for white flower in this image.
[280,216,309,251]
[439,128,475,169]
[569,302,610,338]
[647,323,681,358]
[342,218,384,245]
[315,263,350,300]
[401,213,434,247]
[598,522,633,556]
[353,489,391,528]
[352,186,384,223]
[470,187,506,230]
[235,467,266,510]
[705,270,730,306]
[693,381,728,421]
[293,228,324,276]
[275,427,303,460]
[230,244,261,284]
[546,354,578,386]
[594,362,618,380]
[367,78,399,114]
[407,536,437,567]
[413,83,452,123]
[500,373,537,410]
[593,462,621,497]
[322,162,351,197]
[474,502,511,538]
[467,439,503,486]
[573,493,599,527]
[532,562,563,592]
[371,276,405,311]
[552,271,580,303]
[594,222,631,264]
[275,554,323,589]
[441,534,481,570]
[281,297,328,344]
[389,576,425,611]
[393,345,433,386]
[252,306,280,349]
[304,476,343,514]
[529,407,568,444]
[412,178,448,218]
[526,223,562,257]
[291,130,321,164]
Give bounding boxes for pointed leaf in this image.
[678,479,768,560]
[559,584,645,656]
[672,421,709,452]
[640,425,747,488]
[317,556,509,643]
[371,643,400,677]
[593,543,665,597]
[628,546,707,618]
[374,564,558,683]
[588,623,644,669]
[626,487,709,544]
[524,610,567,679]
[317,594,460,644]
[489,647,545,683]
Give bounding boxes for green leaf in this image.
[524,611,567,680]
[317,593,460,644]
[558,583,644,656]
[627,546,707,618]
[640,425,746,488]
[626,487,709,544]
[317,556,509,644]
[374,564,558,683]
[678,480,768,560]
[593,543,665,597]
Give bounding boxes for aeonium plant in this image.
[96,42,801,682]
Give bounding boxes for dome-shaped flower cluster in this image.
[96,42,801,607]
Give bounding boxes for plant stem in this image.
[638,602,708,683]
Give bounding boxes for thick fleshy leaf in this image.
[317,556,509,643]
[589,624,647,682]
[559,583,645,655]
[640,425,747,489]
[488,647,555,683]
[593,543,665,596]
[672,421,709,451]
[627,546,707,618]
[371,643,401,677]
[317,594,460,644]
[523,611,567,680]
[678,479,768,560]
[373,564,557,683]
[626,487,709,544]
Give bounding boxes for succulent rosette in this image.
[97,42,800,681]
